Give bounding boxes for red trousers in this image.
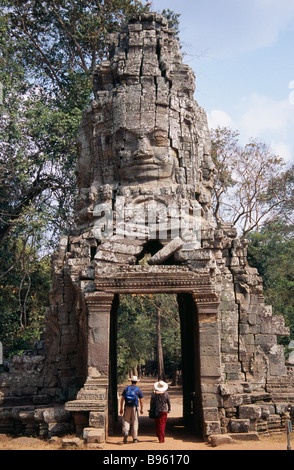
[154,412,168,443]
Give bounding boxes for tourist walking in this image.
[149,380,171,443]
[120,375,144,443]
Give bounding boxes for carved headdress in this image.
[75,13,214,234]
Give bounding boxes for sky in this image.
[150,0,294,163]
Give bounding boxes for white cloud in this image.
[289,81,294,105]
[270,141,293,162]
[237,93,294,138]
[207,110,233,129]
[234,93,294,162]
[206,96,294,163]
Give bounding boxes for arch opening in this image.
[108,292,203,438]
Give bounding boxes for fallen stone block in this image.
[148,237,183,265]
[208,434,233,447]
[86,428,105,444]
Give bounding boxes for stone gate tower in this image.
[1,13,294,441]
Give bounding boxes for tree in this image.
[1,0,165,355]
[117,294,181,383]
[155,300,165,381]
[0,0,152,250]
[0,0,181,259]
[211,127,293,235]
[0,238,51,357]
[247,220,294,347]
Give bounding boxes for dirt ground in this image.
[0,377,294,451]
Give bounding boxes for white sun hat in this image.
[129,375,140,382]
[154,380,168,393]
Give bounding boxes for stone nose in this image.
[135,137,153,158]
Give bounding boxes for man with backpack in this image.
[120,375,144,443]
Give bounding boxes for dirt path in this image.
[0,377,293,451]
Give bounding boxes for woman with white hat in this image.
[149,380,171,443]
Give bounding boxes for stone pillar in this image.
[65,291,114,441]
[85,291,114,378]
[193,294,222,437]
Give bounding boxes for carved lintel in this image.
[95,269,213,294]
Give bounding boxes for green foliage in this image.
[247,221,294,347]
[0,241,51,357]
[160,9,181,37]
[0,0,154,355]
[0,0,182,359]
[6,0,151,88]
[0,0,153,244]
[117,294,181,383]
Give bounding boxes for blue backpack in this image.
[125,386,139,406]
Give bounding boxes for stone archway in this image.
[108,292,203,436]
[65,267,220,441]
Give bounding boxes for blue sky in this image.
[150,0,294,163]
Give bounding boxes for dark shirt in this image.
[150,391,171,413]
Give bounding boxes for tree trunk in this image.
[156,306,165,381]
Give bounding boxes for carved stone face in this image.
[115,127,177,186]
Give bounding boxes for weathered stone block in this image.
[222,394,244,408]
[239,405,261,420]
[230,419,250,433]
[275,403,291,415]
[200,356,221,377]
[260,404,275,418]
[261,316,289,336]
[219,383,244,396]
[62,437,83,447]
[267,414,282,429]
[48,422,73,437]
[209,434,233,447]
[89,411,106,428]
[268,345,288,376]
[202,407,219,421]
[204,421,221,436]
[255,334,276,351]
[86,428,105,444]
[202,392,221,407]
[148,237,183,264]
[43,406,71,424]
